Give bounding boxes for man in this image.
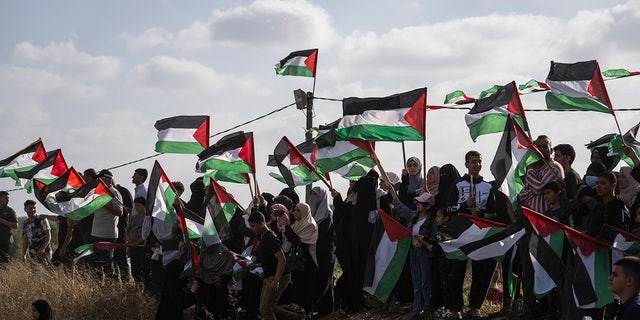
[446,150,497,318]
[114,176,133,280]
[21,200,51,264]
[79,168,99,245]
[553,143,582,200]
[126,197,147,283]
[608,256,640,320]
[90,169,123,276]
[586,171,630,237]
[0,191,18,263]
[520,135,565,213]
[248,211,297,320]
[132,168,148,201]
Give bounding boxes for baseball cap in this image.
[414,192,435,206]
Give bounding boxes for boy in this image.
[608,256,640,319]
[22,200,51,264]
[542,181,566,224]
[126,196,147,283]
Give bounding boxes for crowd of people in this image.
[1,135,640,320]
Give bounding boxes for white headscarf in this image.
[287,202,318,266]
[308,186,333,224]
[619,167,640,208]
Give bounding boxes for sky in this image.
[1,0,639,217]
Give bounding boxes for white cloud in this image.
[1,66,106,99]
[12,40,122,80]
[173,21,213,51]
[209,0,337,49]
[127,56,225,94]
[120,27,174,51]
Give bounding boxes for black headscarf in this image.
[279,187,300,206]
[436,163,462,210]
[32,299,54,320]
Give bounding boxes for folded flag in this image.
[465,81,528,142]
[439,214,525,261]
[335,88,427,142]
[34,167,114,220]
[363,209,411,303]
[205,177,242,243]
[607,121,640,167]
[522,207,568,297]
[274,48,318,77]
[564,226,613,309]
[518,79,550,94]
[602,68,640,78]
[196,131,254,175]
[478,85,501,99]
[146,160,179,223]
[155,115,210,154]
[271,137,321,188]
[0,139,47,184]
[443,90,476,105]
[490,116,542,207]
[545,60,613,114]
[597,224,640,264]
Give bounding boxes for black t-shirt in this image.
[0,206,17,251]
[254,229,289,278]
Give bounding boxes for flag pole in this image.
[402,141,407,169]
[369,148,398,199]
[247,179,255,200]
[423,108,428,193]
[253,173,261,196]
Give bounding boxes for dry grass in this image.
[0,262,157,319]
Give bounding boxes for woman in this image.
[400,157,425,207]
[435,164,462,210]
[308,186,337,316]
[426,166,440,197]
[280,202,318,316]
[198,241,234,320]
[31,299,55,320]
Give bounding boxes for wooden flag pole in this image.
[247,178,255,200]
[369,149,398,199]
[423,108,428,193]
[402,141,407,169]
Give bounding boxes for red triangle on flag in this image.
[588,62,613,112]
[192,116,210,148]
[238,132,255,172]
[304,49,318,77]
[376,209,411,241]
[403,88,427,136]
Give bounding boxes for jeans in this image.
[410,246,431,311]
[259,273,298,320]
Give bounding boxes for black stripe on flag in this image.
[342,88,424,115]
[277,49,317,67]
[154,115,208,130]
[15,149,59,180]
[458,217,524,258]
[527,221,568,292]
[490,116,515,186]
[273,138,296,188]
[315,119,341,148]
[205,183,233,241]
[145,162,163,216]
[468,81,517,115]
[547,60,597,81]
[197,131,250,160]
[567,240,598,306]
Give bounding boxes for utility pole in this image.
[305,91,314,201]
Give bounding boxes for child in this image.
[432,208,454,319]
[542,181,567,224]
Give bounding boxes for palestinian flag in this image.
[545,60,613,114]
[271,137,320,188]
[155,115,210,154]
[196,131,254,176]
[443,90,476,105]
[465,81,528,142]
[478,85,501,99]
[607,121,640,167]
[335,88,427,142]
[597,224,640,263]
[205,178,242,243]
[203,170,250,185]
[15,149,68,191]
[490,116,542,207]
[34,168,114,220]
[522,207,568,297]
[274,48,318,77]
[439,214,525,261]
[602,68,640,78]
[363,209,411,303]
[0,139,47,184]
[314,120,375,179]
[564,226,614,309]
[518,79,550,94]
[227,245,263,281]
[146,161,178,223]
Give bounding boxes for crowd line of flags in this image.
[1,48,639,303]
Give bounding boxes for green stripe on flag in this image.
[275,65,314,77]
[545,93,611,113]
[155,141,205,154]
[371,237,411,302]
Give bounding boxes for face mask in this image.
[585,176,598,188]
